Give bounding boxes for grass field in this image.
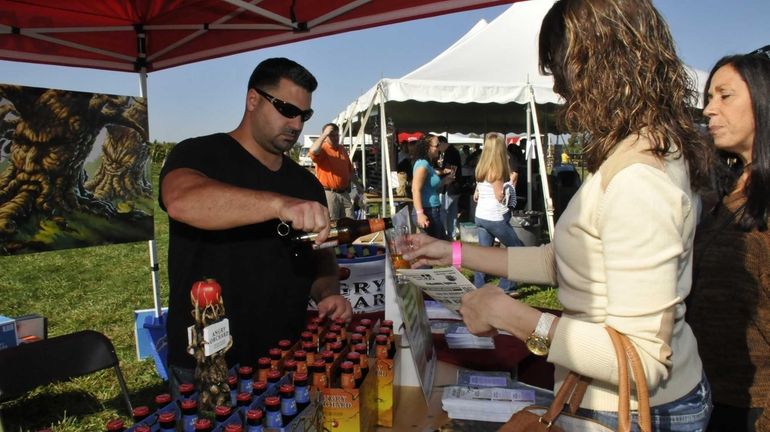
[0,159,559,432]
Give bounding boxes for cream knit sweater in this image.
[508,134,703,411]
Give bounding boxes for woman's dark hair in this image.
[538,0,710,191]
[413,134,435,163]
[704,54,770,231]
[247,57,318,92]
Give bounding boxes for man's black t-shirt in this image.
[159,133,326,369]
[440,144,463,195]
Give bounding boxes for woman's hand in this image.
[403,233,452,267]
[416,212,430,229]
[459,285,510,336]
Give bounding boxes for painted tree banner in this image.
[0,84,153,255]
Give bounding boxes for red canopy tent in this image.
[0,0,514,73]
[0,0,520,335]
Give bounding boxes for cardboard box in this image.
[321,357,378,432]
[375,358,395,427]
[0,315,16,350]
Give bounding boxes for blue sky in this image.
[0,0,767,143]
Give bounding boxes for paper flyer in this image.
[397,266,477,311]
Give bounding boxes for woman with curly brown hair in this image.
[403,0,713,430]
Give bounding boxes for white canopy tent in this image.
[335,0,709,236]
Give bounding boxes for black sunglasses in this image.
[255,88,313,122]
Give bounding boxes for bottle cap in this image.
[258,357,271,367]
[265,396,280,407]
[178,383,195,394]
[132,405,150,418]
[106,419,125,431]
[267,369,281,382]
[159,412,176,423]
[238,365,253,375]
[181,398,197,410]
[215,405,232,416]
[237,392,252,403]
[227,375,237,385]
[247,408,264,421]
[224,424,243,432]
[252,380,267,392]
[293,372,308,383]
[154,393,172,405]
[280,383,295,394]
[269,347,282,358]
[194,418,212,430]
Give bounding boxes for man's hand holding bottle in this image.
[276,196,331,245]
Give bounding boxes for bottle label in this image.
[281,398,297,415]
[186,318,231,356]
[265,411,283,428]
[295,385,310,405]
[311,239,340,250]
[182,414,197,432]
[239,378,252,395]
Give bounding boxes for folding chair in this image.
[0,330,133,415]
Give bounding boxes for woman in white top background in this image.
[472,132,523,293]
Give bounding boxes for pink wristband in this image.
[416,209,424,215]
[452,241,462,269]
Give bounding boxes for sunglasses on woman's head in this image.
[255,88,314,122]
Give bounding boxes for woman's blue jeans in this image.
[575,372,713,432]
[473,212,523,291]
[413,206,448,240]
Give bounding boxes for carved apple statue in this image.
[188,278,231,413]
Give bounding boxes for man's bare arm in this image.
[162,168,330,240]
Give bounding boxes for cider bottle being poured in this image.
[292,217,392,249]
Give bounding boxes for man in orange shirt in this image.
[309,123,356,219]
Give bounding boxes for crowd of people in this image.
[157,0,769,430]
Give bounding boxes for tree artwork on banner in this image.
[0,84,152,255]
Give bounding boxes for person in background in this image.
[472,132,524,293]
[160,57,352,399]
[687,52,770,432]
[396,139,418,197]
[404,0,713,430]
[437,135,463,239]
[309,123,358,220]
[412,135,448,240]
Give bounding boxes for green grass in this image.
[0,162,169,432]
[0,159,561,432]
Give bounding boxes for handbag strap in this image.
[538,327,652,432]
[606,327,652,432]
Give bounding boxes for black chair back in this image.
[0,330,132,414]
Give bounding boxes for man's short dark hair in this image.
[248,57,318,92]
[323,123,339,133]
[437,135,449,144]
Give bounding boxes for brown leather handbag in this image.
[498,327,652,432]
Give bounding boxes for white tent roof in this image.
[335,0,709,134]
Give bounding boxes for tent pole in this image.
[525,102,533,212]
[139,69,164,319]
[378,90,395,216]
[527,85,555,240]
[354,87,380,214]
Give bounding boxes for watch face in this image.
[526,335,549,356]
